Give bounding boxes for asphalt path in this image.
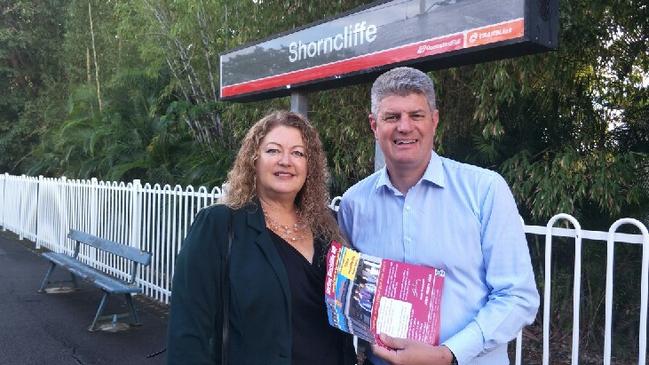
[0,230,168,365]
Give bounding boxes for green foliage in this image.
[0,0,67,173]
[502,149,647,221]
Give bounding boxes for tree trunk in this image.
[88,1,103,112]
[86,47,91,84]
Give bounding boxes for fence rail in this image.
[1,173,648,364]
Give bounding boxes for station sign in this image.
[220,0,557,101]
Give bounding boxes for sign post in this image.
[290,92,309,117]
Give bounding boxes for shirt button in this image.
[406,206,411,211]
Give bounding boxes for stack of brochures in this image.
[325,241,445,345]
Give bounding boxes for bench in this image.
[38,229,152,331]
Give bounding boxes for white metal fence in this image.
[1,173,222,304]
[1,173,648,364]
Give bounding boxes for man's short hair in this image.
[370,67,436,116]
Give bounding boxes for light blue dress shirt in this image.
[337,151,539,365]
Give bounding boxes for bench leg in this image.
[89,291,109,331]
[38,262,57,293]
[70,273,79,289]
[125,294,141,326]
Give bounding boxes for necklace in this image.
[262,209,306,243]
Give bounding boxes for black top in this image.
[167,204,355,365]
[269,230,353,365]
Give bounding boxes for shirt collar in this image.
[422,151,445,188]
[373,151,446,192]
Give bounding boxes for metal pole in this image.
[290,92,309,117]
[374,143,385,171]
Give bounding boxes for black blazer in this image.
[167,203,355,365]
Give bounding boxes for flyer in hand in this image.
[324,241,445,345]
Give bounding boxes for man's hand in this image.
[371,333,454,365]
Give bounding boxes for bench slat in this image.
[67,229,151,265]
[42,252,142,294]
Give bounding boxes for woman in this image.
[167,110,356,365]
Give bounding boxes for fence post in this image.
[18,174,26,240]
[130,179,142,250]
[90,178,98,236]
[1,173,6,231]
[59,176,68,253]
[35,175,43,249]
[603,219,649,365]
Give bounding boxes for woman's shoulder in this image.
[196,203,259,226]
[177,205,232,258]
[198,203,231,219]
[186,204,234,234]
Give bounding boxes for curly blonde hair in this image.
[224,110,343,243]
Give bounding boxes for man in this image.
[337,67,539,365]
